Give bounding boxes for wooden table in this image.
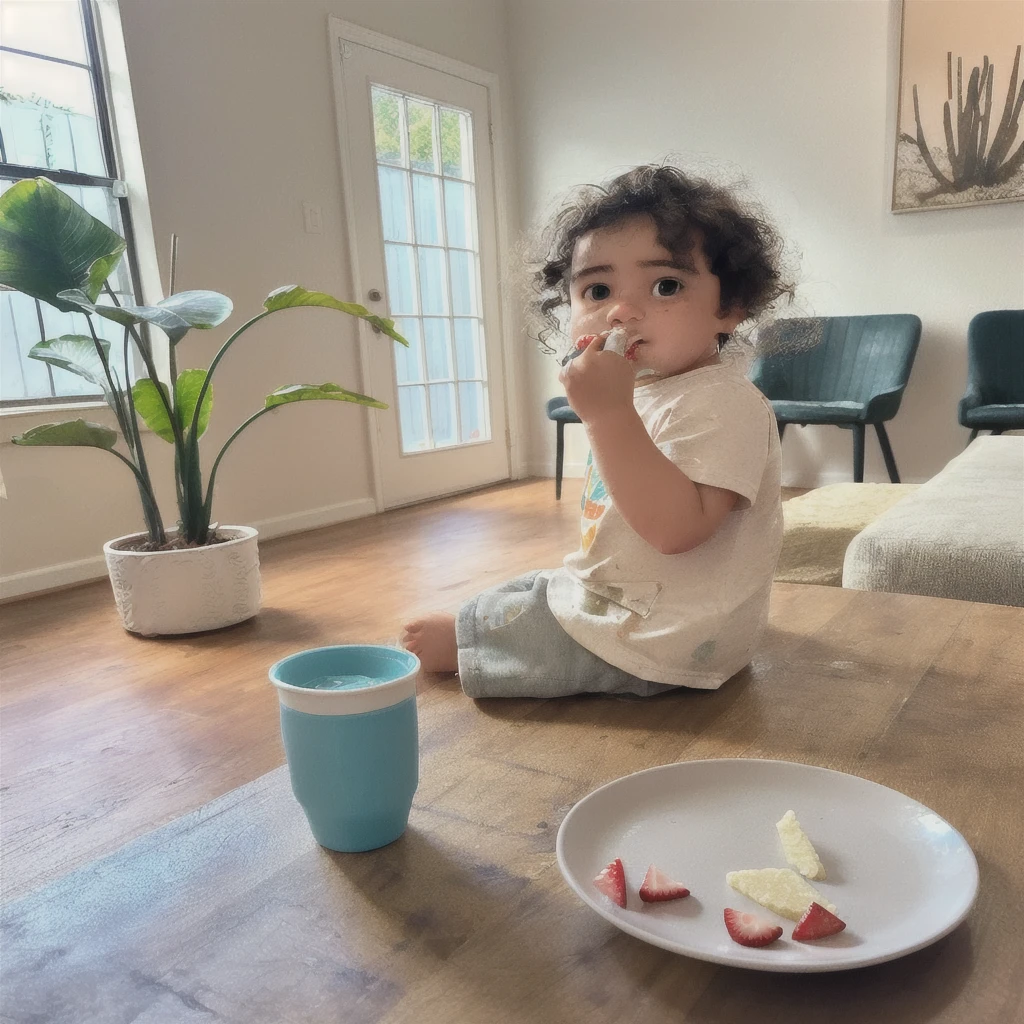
[3,584,1023,1023]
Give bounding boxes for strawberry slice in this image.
[792,901,847,941]
[593,858,627,907]
[638,864,690,903]
[724,908,784,948]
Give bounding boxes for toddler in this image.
[403,165,788,697]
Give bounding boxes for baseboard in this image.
[0,555,109,602]
[0,498,378,602]
[781,470,853,489]
[780,470,914,488]
[527,460,588,480]
[249,498,377,541]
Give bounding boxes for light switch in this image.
[302,201,323,234]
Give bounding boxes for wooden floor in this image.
[0,479,813,902]
[0,479,583,900]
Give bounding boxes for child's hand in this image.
[559,334,635,423]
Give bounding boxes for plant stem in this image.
[105,447,165,537]
[103,284,194,533]
[188,310,272,440]
[122,324,166,544]
[127,317,188,520]
[166,235,179,441]
[202,405,276,520]
[168,233,178,295]
[87,315,165,543]
[184,310,274,539]
[85,315,131,448]
[102,285,181,446]
[166,239,179,393]
[165,315,183,526]
[85,316,164,542]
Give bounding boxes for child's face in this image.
[567,215,744,378]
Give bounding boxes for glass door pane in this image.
[371,85,490,455]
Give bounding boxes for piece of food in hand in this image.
[792,901,847,941]
[602,326,630,356]
[726,868,837,922]
[593,857,627,907]
[776,809,826,880]
[638,864,690,903]
[724,908,784,948]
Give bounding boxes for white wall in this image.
[0,0,518,597]
[3,0,1022,597]
[510,0,1024,488]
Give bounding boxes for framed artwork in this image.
[893,0,1024,212]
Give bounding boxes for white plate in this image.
[556,759,978,973]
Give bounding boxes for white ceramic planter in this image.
[103,525,262,636]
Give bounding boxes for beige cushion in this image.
[777,484,917,586]
[843,436,1024,607]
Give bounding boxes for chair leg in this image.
[852,424,865,483]
[991,428,1004,436]
[555,420,565,500]
[967,428,979,445]
[777,421,786,441]
[874,423,900,483]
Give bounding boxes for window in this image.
[0,0,140,406]
[371,85,491,453]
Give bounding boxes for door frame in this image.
[327,17,523,511]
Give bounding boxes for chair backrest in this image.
[967,310,1024,404]
[750,315,922,404]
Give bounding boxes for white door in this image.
[332,29,511,509]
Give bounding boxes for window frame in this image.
[0,0,146,409]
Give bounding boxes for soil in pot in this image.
[109,530,235,554]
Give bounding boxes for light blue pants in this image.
[456,570,678,699]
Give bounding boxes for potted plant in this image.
[0,177,406,636]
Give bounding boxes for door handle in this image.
[368,289,383,331]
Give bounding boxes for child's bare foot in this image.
[401,613,458,673]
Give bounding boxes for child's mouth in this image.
[625,339,644,361]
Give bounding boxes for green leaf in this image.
[55,287,94,310]
[0,178,126,311]
[158,290,233,339]
[264,285,370,317]
[263,285,409,346]
[264,382,387,411]
[132,377,175,442]
[175,368,213,438]
[363,313,409,345]
[29,335,111,392]
[55,288,233,346]
[11,419,118,449]
[92,299,188,332]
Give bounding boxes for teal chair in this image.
[546,396,581,499]
[958,310,1024,443]
[749,315,922,483]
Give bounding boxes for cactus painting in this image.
[893,0,1024,212]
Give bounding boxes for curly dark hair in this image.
[533,164,794,352]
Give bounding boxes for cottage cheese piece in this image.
[776,809,826,880]
[726,868,836,921]
[602,327,629,356]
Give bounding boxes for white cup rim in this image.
[269,644,420,715]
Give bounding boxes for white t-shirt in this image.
[546,361,783,689]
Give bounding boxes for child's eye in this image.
[653,278,682,297]
[583,283,611,301]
